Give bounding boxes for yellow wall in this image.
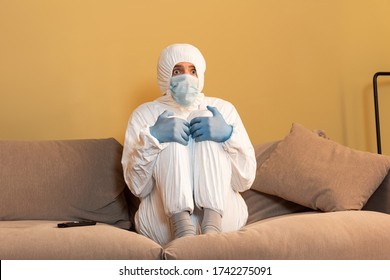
[1,0,390,153]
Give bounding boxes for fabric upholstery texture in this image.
[0,221,162,260]
[163,211,390,260]
[244,142,311,224]
[0,138,131,229]
[242,189,312,225]
[2,137,390,260]
[364,172,390,213]
[253,123,390,211]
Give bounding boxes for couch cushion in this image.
[0,138,131,229]
[364,171,390,213]
[163,211,390,260]
[242,189,311,225]
[253,123,390,212]
[243,142,311,225]
[0,221,162,260]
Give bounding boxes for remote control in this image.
[57,221,96,228]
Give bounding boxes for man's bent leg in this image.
[192,140,230,234]
[135,189,173,245]
[154,142,196,238]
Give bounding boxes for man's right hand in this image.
[150,110,190,146]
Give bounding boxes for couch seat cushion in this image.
[163,211,390,260]
[0,221,162,260]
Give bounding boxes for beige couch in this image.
[1,125,390,259]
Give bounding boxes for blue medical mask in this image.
[169,74,199,107]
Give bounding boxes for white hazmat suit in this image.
[121,44,256,245]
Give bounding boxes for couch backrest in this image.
[363,171,390,213]
[0,138,132,229]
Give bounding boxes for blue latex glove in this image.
[150,110,190,146]
[190,106,233,143]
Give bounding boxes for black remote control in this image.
[57,221,96,228]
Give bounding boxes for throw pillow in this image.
[256,123,390,212]
[246,142,311,224]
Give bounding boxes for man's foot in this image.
[201,208,222,234]
[171,211,196,239]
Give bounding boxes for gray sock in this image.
[201,208,222,234]
[171,211,196,239]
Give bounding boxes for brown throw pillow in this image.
[246,142,311,224]
[255,123,390,212]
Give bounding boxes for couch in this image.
[1,123,390,260]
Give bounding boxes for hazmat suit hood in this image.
[157,44,206,95]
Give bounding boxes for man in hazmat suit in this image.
[121,43,256,245]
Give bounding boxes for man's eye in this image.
[172,69,181,75]
[191,69,197,75]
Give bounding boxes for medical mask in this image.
[169,74,199,107]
